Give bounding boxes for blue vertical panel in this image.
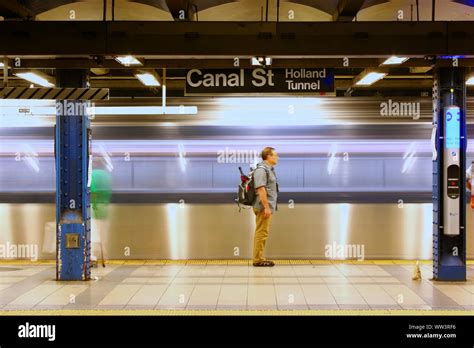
[56,102,91,281]
[58,222,85,279]
[433,68,467,281]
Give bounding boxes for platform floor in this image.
[0,261,473,314]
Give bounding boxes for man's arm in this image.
[256,186,271,218]
[254,167,271,218]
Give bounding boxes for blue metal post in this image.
[55,70,92,281]
[432,67,467,281]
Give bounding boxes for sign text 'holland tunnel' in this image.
[185,68,335,95]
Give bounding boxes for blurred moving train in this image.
[1,97,473,259]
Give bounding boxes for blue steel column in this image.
[432,67,467,281]
[55,70,92,281]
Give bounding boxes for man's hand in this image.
[263,207,272,219]
[256,186,272,218]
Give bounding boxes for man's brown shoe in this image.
[252,260,275,267]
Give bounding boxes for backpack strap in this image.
[255,164,270,183]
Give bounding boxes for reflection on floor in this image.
[0,261,473,313]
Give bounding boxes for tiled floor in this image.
[0,263,473,312]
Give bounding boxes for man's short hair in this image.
[261,147,275,160]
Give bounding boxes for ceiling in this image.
[1,1,474,99]
[0,0,473,21]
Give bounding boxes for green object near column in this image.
[90,169,112,219]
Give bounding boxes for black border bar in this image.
[0,315,472,346]
[1,21,474,56]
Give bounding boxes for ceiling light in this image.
[355,72,387,86]
[135,72,161,86]
[466,76,474,86]
[251,56,272,67]
[115,55,143,66]
[0,62,4,68]
[382,56,409,65]
[15,72,55,87]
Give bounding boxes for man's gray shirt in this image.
[253,161,278,213]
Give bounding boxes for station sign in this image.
[185,68,334,96]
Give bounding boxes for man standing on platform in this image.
[252,147,279,267]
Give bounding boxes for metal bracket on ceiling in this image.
[162,68,166,112]
[2,57,8,88]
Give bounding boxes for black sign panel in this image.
[185,68,335,95]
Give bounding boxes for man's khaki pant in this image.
[253,208,272,263]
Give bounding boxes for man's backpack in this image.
[236,165,268,209]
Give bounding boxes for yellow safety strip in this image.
[0,309,472,316]
[0,259,472,266]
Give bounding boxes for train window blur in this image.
[2,137,474,202]
[1,94,473,203]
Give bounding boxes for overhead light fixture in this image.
[15,71,55,87]
[382,56,409,65]
[251,56,272,67]
[466,75,474,86]
[135,71,161,87]
[355,72,387,86]
[0,62,4,68]
[115,55,143,66]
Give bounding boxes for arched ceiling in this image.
[1,0,473,21]
[36,0,172,20]
[198,0,332,21]
[357,0,474,21]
